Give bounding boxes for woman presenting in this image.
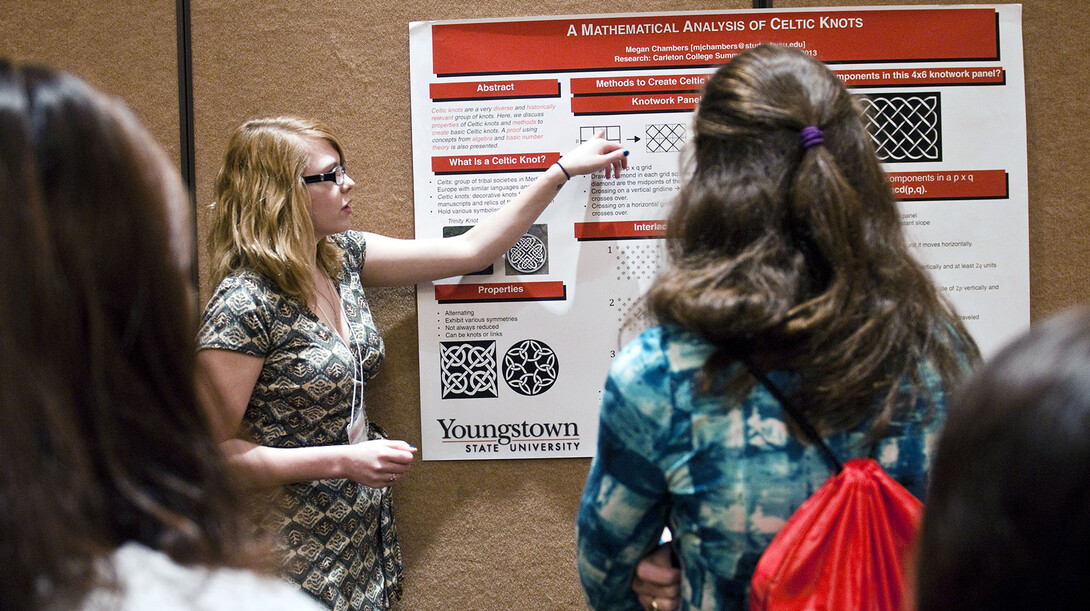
[198,117,627,609]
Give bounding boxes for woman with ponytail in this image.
[576,44,978,610]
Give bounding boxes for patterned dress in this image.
[577,324,963,610]
[198,231,401,611]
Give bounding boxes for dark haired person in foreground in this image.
[915,306,1090,610]
[0,61,324,610]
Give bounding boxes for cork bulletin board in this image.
[4,1,1089,608]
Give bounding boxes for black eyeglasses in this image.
[302,165,347,185]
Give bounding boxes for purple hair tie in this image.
[800,126,824,150]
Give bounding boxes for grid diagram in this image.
[580,125,622,144]
[614,241,666,282]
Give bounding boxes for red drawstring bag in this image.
[743,360,923,611]
[748,457,922,611]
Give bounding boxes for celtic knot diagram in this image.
[859,93,942,163]
[646,123,687,153]
[503,339,559,396]
[507,234,547,273]
[441,341,497,399]
[505,223,548,275]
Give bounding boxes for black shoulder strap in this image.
[741,357,844,474]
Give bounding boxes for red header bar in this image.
[836,67,1005,88]
[575,220,667,240]
[434,281,567,303]
[433,152,560,174]
[569,66,1005,98]
[571,73,710,95]
[889,170,1008,201]
[430,79,561,101]
[572,93,701,115]
[432,8,998,76]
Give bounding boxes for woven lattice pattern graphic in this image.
[646,123,687,153]
[441,340,498,399]
[503,339,559,396]
[860,93,942,163]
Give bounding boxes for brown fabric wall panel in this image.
[1020,3,1090,319]
[0,0,180,165]
[4,0,1088,608]
[7,0,1089,608]
[193,0,1089,608]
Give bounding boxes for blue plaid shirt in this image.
[577,325,956,610]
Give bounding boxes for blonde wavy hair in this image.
[208,117,346,302]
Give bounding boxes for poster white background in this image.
[409,5,1028,460]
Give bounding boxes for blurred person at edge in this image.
[0,61,326,610]
[915,306,1090,610]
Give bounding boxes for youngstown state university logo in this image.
[437,418,581,455]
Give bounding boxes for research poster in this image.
[408,5,1028,460]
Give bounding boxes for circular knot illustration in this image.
[503,339,558,396]
[506,233,547,274]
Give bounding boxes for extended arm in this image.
[359,133,627,286]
